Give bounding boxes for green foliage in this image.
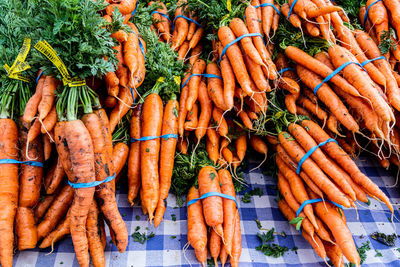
[379,29,397,55]
[370,232,397,247]
[256,229,289,258]
[334,0,366,21]
[241,188,263,203]
[131,226,155,244]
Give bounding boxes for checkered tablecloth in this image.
[14,155,400,267]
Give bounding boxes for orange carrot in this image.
[86,201,105,267]
[230,209,242,267]
[44,158,65,195]
[187,186,208,251]
[196,80,212,141]
[128,104,141,205]
[209,228,221,266]
[39,211,70,249]
[38,76,58,120]
[213,107,228,138]
[41,105,57,134]
[184,102,199,131]
[207,62,226,110]
[23,75,44,123]
[187,59,206,111]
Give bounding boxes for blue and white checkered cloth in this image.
[14,156,400,266]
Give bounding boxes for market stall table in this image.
[14,156,400,267]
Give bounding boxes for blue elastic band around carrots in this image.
[287,0,299,19]
[278,67,296,75]
[254,3,280,14]
[0,158,43,167]
[132,31,146,60]
[187,192,238,208]
[218,33,262,64]
[363,0,382,27]
[36,71,44,84]
[181,74,222,89]
[130,134,178,143]
[172,15,202,31]
[296,199,345,217]
[131,0,139,17]
[151,11,171,22]
[296,138,338,174]
[313,61,367,94]
[129,87,136,106]
[361,56,386,67]
[68,173,116,189]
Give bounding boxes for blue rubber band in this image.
[36,71,44,84]
[287,0,299,19]
[181,74,222,89]
[130,134,178,143]
[218,33,263,64]
[187,192,238,208]
[172,15,202,31]
[254,3,280,15]
[0,158,43,167]
[132,31,146,60]
[68,173,116,189]
[131,0,139,17]
[313,61,366,94]
[278,67,296,75]
[363,0,382,27]
[296,138,338,174]
[361,56,386,67]
[129,87,136,105]
[151,11,171,22]
[296,198,345,217]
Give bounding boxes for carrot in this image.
[172,4,189,50]
[94,108,113,163]
[187,59,206,111]
[272,4,280,34]
[178,74,190,137]
[302,230,326,259]
[307,5,342,18]
[218,26,254,96]
[304,21,320,36]
[141,94,163,222]
[187,186,208,251]
[86,201,105,267]
[324,241,345,267]
[54,120,96,267]
[288,123,356,200]
[297,96,328,122]
[229,18,264,66]
[44,158,65,195]
[109,85,136,133]
[42,132,52,161]
[154,98,179,227]
[301,120,393,212]
[207,62,226,110]
[260,0,274,39]
[243,52,271,92]
[149,1,165,32]
[105,71,119,97]
[250,135,268,155]
[285,93,299,114]
[230,209,242,267]
[37,184,74,240]
[206,130,220,165]
[198,166,224,237]
[0,119,18,260]
[276,159,318,230]
[184,102,199,131]
[190,43,203,66]
[281,3,302,28]
[209,228,221,266]
[196,80,212,141]
[220,246,228,267]
[27,118,41,143]
[314,51,334,70]
[195,247,207,267]
[128,104,141,205]
[251,0,263,30]
[189,27,204,49]
[296,65,359,132]
[177,41,189,61]
[23,75,44,123]
[236,134,247,162]
[314,217,335,243]
[128,40,146,89]
[105,0,136,15]
[222,145,233,165]
[124,31,139,77]
[34,194,56,223]
[112,142,129,177]
[309,190,360,265]
[39,211,70,249]
[219,169,237,256]
[285,46,360,97]
[187,14,197,41]
[278,131,350,207]
[213,107,229,138]
[41,105,57,134]
[38,76,58,120]
[383,0,400,38]
[278,76,300,94]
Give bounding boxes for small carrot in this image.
[230,209,242,267]
[38,76,58,120]
[41,105,57,134]
[34,194,56,223]
[209,228,221,266]
[44,158,65,195]
[86,201,105,267]
[207,62,226,110]
[39,211,70,249]
[187,59,206,111]
[187,186,208,251]
[195,80,212,141]
[128,104,141,205]
[23,74,44,123]
[212,107,229,138]
[184,102,199,131]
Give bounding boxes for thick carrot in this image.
[54,120,96,267]
[44,158,65,195]
[94,109,113,163]
[177,41,189,61]
[218,26,254,96]
[37,184,74,240]
[105,0,136,15]
[250,135,268,156]
[23,75,44,123]
[260,0,274,38]
[285,93,299,114]
[184,102,199,131]
[128,41,146,89]
[154,98,179,227]
[198,166,224,237]
[296,65,359,132]
[301,120,393,212]
[324,241,345,267]
[105,71,119,97]
[229,18,264,65]
[187,59,206,111]
[278,131,350,207]
[0,119,22,258]
[38,76,57,120]
[172,4,189,50]
[124,32,139,79]
[288,123,356,200]
[243,52,271,92]
[187,186,208,251]
[207,62,226,110]
[209,228,221,266]
[383,0,400,38]
[278,76,300,94]
[39,211,70,249]
[196,80,212,141]
[35,194,56,223]
[109,85,136,133]
[141,94,163,222]
[128,104,141,205]
[219,169,237,256]
[112,142,129,177]
[41,105,57,134]
[230,209,242,267]
[285,46,360,96]
[86,201,105,267]
[178,74,190,137]
[304,21,320,37]
[281,3,302,28]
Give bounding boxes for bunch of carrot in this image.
[187,167,241,267]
